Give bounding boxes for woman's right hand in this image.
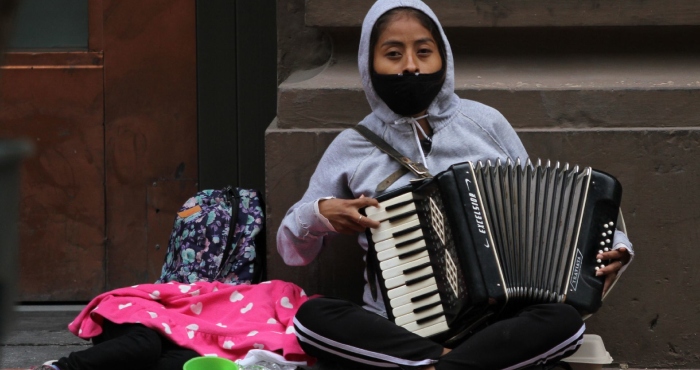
[319,196,381,234]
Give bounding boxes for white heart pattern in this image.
[216,323,227,328]
[280,297,293,309]
[230,291,244,302]
[190,290,200,296]
[247,330,259,336]
[118,303,132,310]
[253,343,265,349]
[179,285,191,293]
[267,318,277,324]
[286,326,295,334]
[300,290,307,297]
[147,311,158,318]
[240,302,253,314]
[149,291,160,299]
[187,330,195,339]
[162,323,172,334]
[186,324,199,331]
[223,340,234,350]
[190,302,203,315]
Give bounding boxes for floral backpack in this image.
[156,187,264,285]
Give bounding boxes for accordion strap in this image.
[352,125,433,179]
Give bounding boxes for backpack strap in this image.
[214,186,242,281]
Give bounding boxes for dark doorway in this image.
[197,0,276,193]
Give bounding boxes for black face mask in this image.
[371,67,445,116]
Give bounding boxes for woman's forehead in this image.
[376,14,435,44]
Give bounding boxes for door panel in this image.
[103,0,198,290]
[0,0,197,300]
[0,66,105,301]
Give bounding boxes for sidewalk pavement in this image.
[0,306,88,370]
[0,306,678,370]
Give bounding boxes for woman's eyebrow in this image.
[414,37,436,45]
[380,39,405,48]
[380,37,436,48]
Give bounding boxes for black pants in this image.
[55,320,199,370]
[294,298,585,370]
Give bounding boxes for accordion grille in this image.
[474,159,590,304]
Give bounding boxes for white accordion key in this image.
[365,192,414,221]
[392,290,442,317]
[394,302,445,326]
[371,212,418,235]
[380,249,429,270]
[387,276,437,299]
[382,256,431,279]
[376,239,426,262]
[389,285,439,309]
[412,319,450,338]
[384,264,433,290]
[372,218,421,243]
[400,314,448,334]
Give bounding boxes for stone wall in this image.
[268,1,700,367]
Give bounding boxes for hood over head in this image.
[359,0,460,127]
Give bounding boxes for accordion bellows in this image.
[363,158,623,343]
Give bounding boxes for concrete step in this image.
[277,53,700,130]
[306,0,700,28]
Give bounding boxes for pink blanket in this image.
[68,280,313,363]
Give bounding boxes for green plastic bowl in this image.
[183,356,239,370]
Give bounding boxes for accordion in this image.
[362,159,623,344]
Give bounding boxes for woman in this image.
[277,1,634,369]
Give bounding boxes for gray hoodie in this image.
[276,0,630,316]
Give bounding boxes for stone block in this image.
[306,0,700,28]
[265,122,365,303]
[278,54,700,130]
[265,122,700,366]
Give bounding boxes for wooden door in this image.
[0,0,198,301]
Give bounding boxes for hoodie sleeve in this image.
[612,229,634,277]
[276,131,357,266]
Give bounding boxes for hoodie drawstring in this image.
[393,114,430,170]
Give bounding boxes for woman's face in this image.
[373,13,442,75]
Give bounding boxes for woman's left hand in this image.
[595,247,631,295]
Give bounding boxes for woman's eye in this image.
[385,51,402,58]
[418,48,433,56]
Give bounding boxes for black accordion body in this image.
[362,159,623,344]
